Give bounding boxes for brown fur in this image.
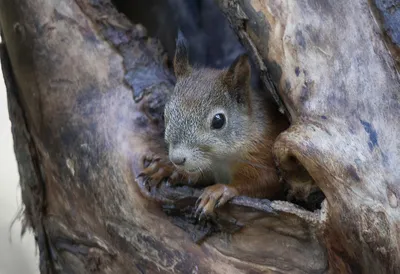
[231,111,286,199]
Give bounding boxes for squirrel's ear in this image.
[224,53,251,103]
[173,30,191,79]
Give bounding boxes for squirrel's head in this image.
[164,31,257,174]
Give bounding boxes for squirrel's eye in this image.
[211,113,226,129]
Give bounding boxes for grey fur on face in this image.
[165,33,264,177]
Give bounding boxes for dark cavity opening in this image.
[281,154,325,212]
[111,0,244,69]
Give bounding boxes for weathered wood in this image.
[216,0,400,273]
[0,0,327,273]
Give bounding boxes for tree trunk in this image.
[0,0,398,274]
[215,0,400,273]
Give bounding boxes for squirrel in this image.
[140,31,289,217]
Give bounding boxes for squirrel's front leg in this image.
[195,183,239,218]
[195,166,281,218]
[137,154,184,192]
[137,153,200,192]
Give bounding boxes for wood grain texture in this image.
[216,0,400,273]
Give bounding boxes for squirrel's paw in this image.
[137,154,184,190]
[195,184,238,219]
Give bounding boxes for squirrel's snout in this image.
[170,156,186,166]
[169,147,201,172]
[169,148,188,167]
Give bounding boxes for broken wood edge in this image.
[136,175,322,228]
[368,0,400,70]
[75,0,176,103]
[0,41,55,273]
[215,0,292,122]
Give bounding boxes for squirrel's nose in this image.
[170,156,186,166]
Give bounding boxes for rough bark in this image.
[0,0,398,273]
[215,0,400,273]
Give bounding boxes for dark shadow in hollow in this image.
[111,0,244,69]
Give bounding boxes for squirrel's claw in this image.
[166,170,181,186]
[138,154,186,190]
[215,195,229,208]
[195,184,238,219]
[136,172,145,179]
